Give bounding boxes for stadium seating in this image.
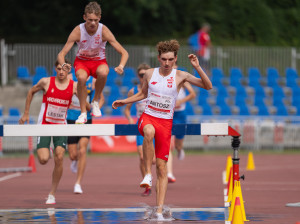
[32,66,48,86]
[17,66,32,82]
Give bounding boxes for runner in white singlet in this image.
[57,2,129,124]
[112,40,212,218]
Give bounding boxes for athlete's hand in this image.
[19,114,29,124]
[62,63,71,72]
[188,54,200,67]
[115,65,124,75]
[112,100,125,109]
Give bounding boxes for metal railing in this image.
[3,42,300,83]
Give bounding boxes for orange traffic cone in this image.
[232,197,244,224]
[28,153,36,172]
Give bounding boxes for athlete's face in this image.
[84,13,100,33]
[55,65,69,81]
[138,69,147,85]
[158,52,177,71]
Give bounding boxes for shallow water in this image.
[0,207,226,223]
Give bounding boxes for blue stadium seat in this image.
[211,68,224,86]
[257,104,269,116]
[17,66,32,82]
[286,67,298,88]
[276,104,288,116]
[219,104,231,115]
[198,88,210,104]
[9,107,20,116]
[201,103,213,115]
[266,67,279,87]
[185,101,195,115]
[272,86,285,98]
[254,85,266,97]
[235,86,248,98]
[6,107,21,124]
[35,66,48,76]
[248,67,261,87]
[235,96,246,106]
[107,67,118,86]
[177,66,187,71]
[239,105,250,115]
[216,85,228,97]
[229,68,243,87]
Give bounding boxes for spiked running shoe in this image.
[45,194,56,205]
[75,113,87,124]
[140,174,152,188]
[74,184,83,194]
[168,173,176,183]
[91,101,102,117]
[70,161,78,173]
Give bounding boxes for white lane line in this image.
[0,172,22,182]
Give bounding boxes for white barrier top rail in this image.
[0,123,237,137]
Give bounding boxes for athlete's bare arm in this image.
[112,69,151,109]
[124,88,135,124]
[19,78,50,124]
[57,26,81,71]
[102,25,129,75]
[175,82,196,108]
[177,54,212,90]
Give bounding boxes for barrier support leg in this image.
[231,136,241,188]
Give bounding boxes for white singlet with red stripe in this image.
[76,23,106,60]
[144,68,178,119]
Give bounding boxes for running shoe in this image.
[177,149,185,160]
[70,161,78,173]
[141,187,151,197]
[74,184,83,194]
[140,174,152,188]
[75,113,87,124]
[156,213,164,221]
[45,194,56,205]
[168,173,176,183]
[91,101,102,117]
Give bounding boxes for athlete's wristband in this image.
[61,63,67,68]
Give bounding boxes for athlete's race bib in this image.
[45,104,67,124]
[147,93,172,115]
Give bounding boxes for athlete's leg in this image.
[68,143,78,161]
[37,148,50,165]
[142,124,155,175]
[49,146,65,196]
[93,64,109,103]
[75,137,88,185]
[137,145,145,177]
[36,136,51,164]
[76,69,89,113]
[156,158,168,214]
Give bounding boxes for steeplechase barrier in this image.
[0,123,242,183]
